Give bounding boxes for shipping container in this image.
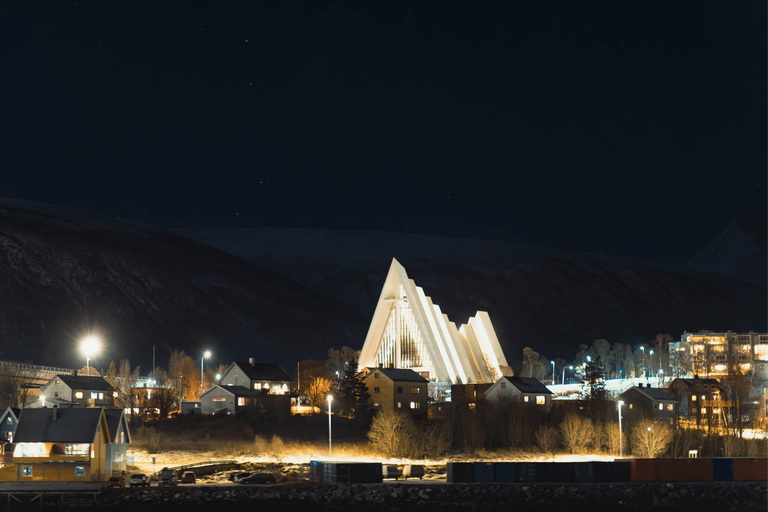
[534,462,555,482]
[712,458,733,482]
[653,459,676,482]
[517,462,537,482]
[309,460,324,482]
[552,463,576,482]
[322,462,382,483]
[610,461,631,482]
[473,462,494,483]
[493,462,517,483]
[630,459,656,482]
[592,462,613,482]
[672,458,712,481]
[732,458,768,481]
[447,462,474,483]
[574,462,594,482]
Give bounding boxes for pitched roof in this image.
[14,408,104,443]
[497,376,553,394]
[366,368,429,383]
[231,362,291,382]
[0,407,20,423]
[674,378,722,386]
[55,375,114,391]
[630,386,676,401]
[201,384,265,398]
[104,409,131,444]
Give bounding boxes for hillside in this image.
[688,216,767,288]
[177,227,768,364]
[0,201,367,371]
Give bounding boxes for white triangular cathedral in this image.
[359,259,510,395]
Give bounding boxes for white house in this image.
[485,376,553,411]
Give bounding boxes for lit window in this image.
[701,407,707,414]
[658,403,664,411]
[113,391,118,398]
[75,392,83,399]
[411,387,420,394]
[253,383,261,390]
[397,402,402,409]
[212,398,226,402]
[237,397,246,406]
[373,387,380,394]
[410,402,420,409]
[666,403,674,411]
[22,466,32,477]
[64,444,89,456]
[523,396,529,403]
[691,396,697,402]
[6,417,11,424]
[373,402,380,408]
[629,404,633,410]
[55,379,60,384]
[98,393,103,400]
[469,403,476,410]
[75,466,85,478]
[120,432,124,444]
[90,393,97,400]
[692,407,697,413]
[264,383,270,389]
[536,396,546,405]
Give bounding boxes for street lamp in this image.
[201,350,211,390]
[562,365,573,385]
[649,350,654,377]
[550,361,555,385]
[617,400,624,457]
[327,395,333,457]
[80,335,102,374]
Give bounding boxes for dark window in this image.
[373,387,380,394]
[397,386,403,394]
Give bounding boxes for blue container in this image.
[592,462,613,482]
[494,462,517,483]
[610,461,632,482]
[575,462,594,482]
[712,458,733,481]
[535,463,556,482]
[474,462,494,483]
[517,463,537,482]
[552,463,576,482]
[447,462,474,483]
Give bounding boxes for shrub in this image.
[631,420,673,458]
[560,415,594,453]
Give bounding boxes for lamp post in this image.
[201,350,211,390]
[327,395,333,457]
[562,365,573,385]
[80,335,102,374]
[617,400,624,457]
[550,361,555,385]
[649,350,654,377]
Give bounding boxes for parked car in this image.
[157,468,178,487]
[403,464,424,480]
[238,473,276,485]
[382,465,402,480]
[180,471,196,484]
[107,476,125,488]
[129,474,150,488]
[228,472,251,482]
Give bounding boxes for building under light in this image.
[359,259,511,400]
[670,332,768,380]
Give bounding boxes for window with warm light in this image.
[692,395,697,401]
[657,403,664,411]
[536,396,546,405]
[701,407,707,414]
[411,387,420,394]
[692,407,697,413]
[98,393,103,400]
[666,403,674,411]
[64,444,89,456]
[373,402,380,408]
[75,392,83,399]
[629,404,633,409]
[254,383,261,390]
[212,398,226,402]
[397,402,402,409]
[523,396,529,403]
[113,391,118,398]
[237,397,246,406]
[410,402,420,409]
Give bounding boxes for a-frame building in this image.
[359,259,510,399]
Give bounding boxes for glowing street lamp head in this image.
[215,373,221,381]
[203,350,212,359]
[327,395,333,403]
[618,400,624,407]
[80,335,102,358]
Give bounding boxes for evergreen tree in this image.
[105,360,117,387]
[583,356,606,402]
[337,357,370,420]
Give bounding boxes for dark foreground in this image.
[2,482,764,511]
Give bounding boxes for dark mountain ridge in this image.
[177,227,767,363]
[0,200,366,371]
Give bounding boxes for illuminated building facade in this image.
[673,332,768,380]
[359,259,510,400]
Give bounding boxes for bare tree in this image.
[560,414,594,453]
[0,364,41,409]
[326,347,359,378]
[632,419,673,458]
[168,350,197,400]
[115,359,140,411]
[521,347,546,379]
[591,339,613,377]
[368,409,415,458]
[535,425,559,458]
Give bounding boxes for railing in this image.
[0,361,76,377]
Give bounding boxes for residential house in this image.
[218,359,292,395]
[363,368,429,418]
[104,409,131,474]
[29,375,116,409]
[618,384,677,425]
[485,376,553,411]
[8,408,109,482]
[450,383,492,410]
[0,407,20,444]
[200,385,290,420]
[668,377,726,426]
[428,401,460,421]
[181,400,201,415]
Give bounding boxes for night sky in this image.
[1,1,765,265]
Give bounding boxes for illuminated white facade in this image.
[359,259,510,390]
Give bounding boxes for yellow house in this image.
[7,408,109,482]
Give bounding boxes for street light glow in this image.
[327,394,333,457]
[204,350,212,359]
[79,335,102,372]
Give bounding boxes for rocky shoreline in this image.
[88,482,767,511]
